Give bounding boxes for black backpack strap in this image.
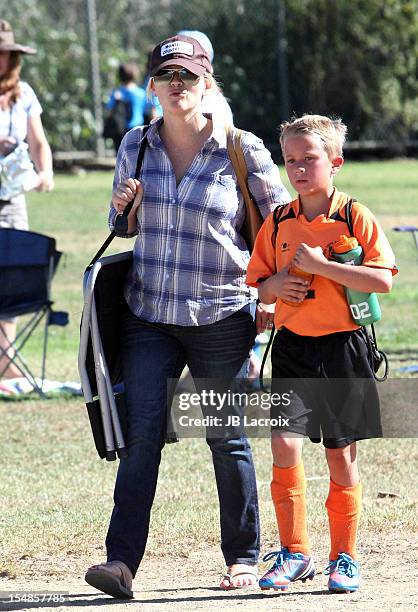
[259,204,293,387]
[259,323,275,391]
[271,203,295,248]
[365,324,389,381]
[114,125,150,235]
[86,232,117,269]
[345,197,389,381]
[345,198,355,237]
[86,126,149,270]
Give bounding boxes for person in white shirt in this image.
[0,20,53,380]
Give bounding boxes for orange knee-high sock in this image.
[271,463,310,555]
[325,479,362,560]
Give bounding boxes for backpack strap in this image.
[364,325,389,381]
[226,126,264,251]
[226,128,246,184]
[271,203,294,248]
[258,203,295,387]
[344,197,388,381]
[86,126,149,270]
[259,322,275,391]
[225,126,252,197]
[345,197,355,237]
[114,125,150,235]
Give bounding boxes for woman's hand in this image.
[112,178,144,216]
[35,170,54,192]
[255,302,275,334]
[0,136,17,156]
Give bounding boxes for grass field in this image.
[0,160,417,581]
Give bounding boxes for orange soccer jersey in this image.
[246,189,397,337]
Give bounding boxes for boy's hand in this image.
[293,243,327,274]
[269,265,309,304]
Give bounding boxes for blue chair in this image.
[392,225,418,251]
[0,228,68,397]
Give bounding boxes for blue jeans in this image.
[106,305,260,576]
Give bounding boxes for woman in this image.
[0,20,54,380]
[85,34,290,599]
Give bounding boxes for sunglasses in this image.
[153,68,200,85]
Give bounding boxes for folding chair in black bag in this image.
[78,250,179,462]
[0,228,69,398]
[78,251,132,461]
[78,126,178,461]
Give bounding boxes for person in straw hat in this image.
[0,19,53,380]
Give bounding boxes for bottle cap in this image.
[289,265,313,281]
[333,234,358,253]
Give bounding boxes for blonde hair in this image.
[280,114,347,159]
[146,71,220,102]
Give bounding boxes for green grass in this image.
[1,401,417,578]
[1,160,417,578]
[0,401,416,578]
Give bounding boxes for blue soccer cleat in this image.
[259,547,315,591]
[324,552,360,592]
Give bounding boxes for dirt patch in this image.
[0,533,416,611]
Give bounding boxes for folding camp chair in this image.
[78,128,177,461]
[393,225,418,254]
[78,252,179,461]
[78,251,132,461]
[0,228,69,398]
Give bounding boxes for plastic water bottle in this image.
[281,265,313,306]
[331,235,381,326]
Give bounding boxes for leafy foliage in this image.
[3,0,418,152]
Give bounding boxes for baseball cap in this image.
[176,30,214,63]
[150,35,212,77]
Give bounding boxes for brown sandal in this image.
[85,560,134,599]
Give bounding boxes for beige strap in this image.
[226,126,264,250]
[226,127,252,204]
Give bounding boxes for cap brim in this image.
[151,58,206,77]
[0,43,37,54]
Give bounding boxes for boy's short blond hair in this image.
[280,114,347,159]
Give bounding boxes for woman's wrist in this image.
[38,169,54,178]
[36,169,54,191]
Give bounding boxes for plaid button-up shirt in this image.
[109,117,290,326]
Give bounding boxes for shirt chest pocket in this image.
[207,174,240,220]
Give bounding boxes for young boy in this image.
[246,115,397,593]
